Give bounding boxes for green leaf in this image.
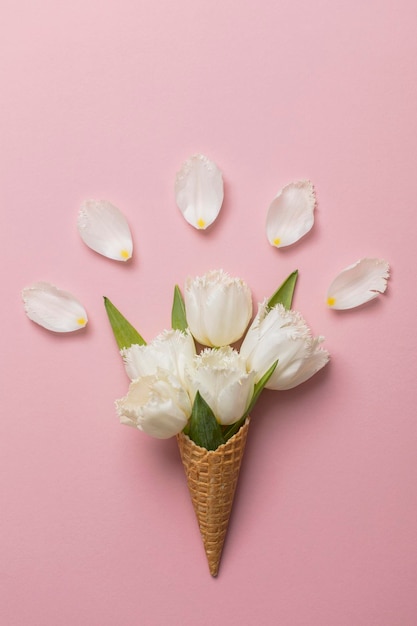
[245,360,278,417]
[188,391,225,451]
[267,270,298,310]
[223,360,278,441]
[171,285,188,331]
[103,297,146,350]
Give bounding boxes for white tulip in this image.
[175,154,224,230]
[121,329,196,385]
[266,180,316,248]
[116,370,191,439]
[184,269,252,347]
[187,347,255,425]
[77,200,133,261]
[240,301,329,390]
[22,282,88,332]
[327,258,390,310]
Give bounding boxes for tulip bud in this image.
[116,371,191,439]
[184,270,252,347]
[187,347,256,425]
[240,301,329,390]
[121,329,196,386]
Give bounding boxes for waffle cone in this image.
[176,418,250,577]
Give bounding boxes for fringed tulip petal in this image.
[327,258,390,310]
[266,180,316,248]
[184,269,252,347]
[116,371,191,439]
[186,347,255,425]
[175,154,224,230]
[22,282,88,332]
[240,301,329,390]
[77,200,133,261]
[121,329,196,385]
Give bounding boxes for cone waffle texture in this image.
[176,418,250,577]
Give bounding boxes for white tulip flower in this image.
[187,347,256,425]
[184,269,252,347]
[175,154,224,230]
[116,370,191,439]
[22,282,88,332]
[121,329,196,385]
[77,200,133,261]
[266,180,316,248]
[240,301,329,390]
[327,258,390,310]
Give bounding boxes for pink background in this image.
[2,1,417,624]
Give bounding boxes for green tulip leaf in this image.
[104,296,146,350]
[223,360,278,441]
[188,391,225,451]
[267,270,298,310]
[245,360,278,416]
[171,285,188,331]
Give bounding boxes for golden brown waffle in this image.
[176,418,250,577]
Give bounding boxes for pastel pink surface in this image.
[1,1,417,625]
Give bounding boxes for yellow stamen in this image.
[273,237,281,246]
[120,249,130,260]
[77,317,86,326]
[327,297,336,307]
[197,218,206,229]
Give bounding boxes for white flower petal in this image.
[186,347,255,425]
[121,329,196,385]
[175,154,224,230]
[116,372,191,439]
[266,180,315,248]
[184,269,252,347]
[240,301,329,390]
[77,200,133,261]
[327,258,390,310]
[22,282,88,332]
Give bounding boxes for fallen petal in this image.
[175,154,224,230]
[266,180,315,248]
[327,258,390,310]
[22,282,88,332]
[77,200,133,261]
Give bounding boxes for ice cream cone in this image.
[176,417,250,577]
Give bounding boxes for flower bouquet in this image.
[21,154,390,577]
[104,268,329,576]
